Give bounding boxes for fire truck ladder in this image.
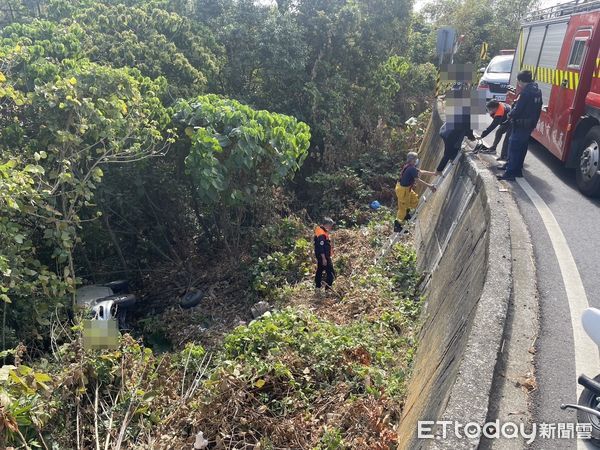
[524,0,600,22]
[375,147,463,264]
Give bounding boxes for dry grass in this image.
[25,216,421,450]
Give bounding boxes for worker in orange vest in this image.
[394,152,437,232]
[314,217,335,294]
[478,100,512,161]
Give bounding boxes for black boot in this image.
[393,220,403,233]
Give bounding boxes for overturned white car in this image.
[75,280,137,328]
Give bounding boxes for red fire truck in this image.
[509,0,600,196]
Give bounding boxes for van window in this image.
[487,57,513,73]
[568,39,586,68]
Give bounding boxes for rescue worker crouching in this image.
[479,100,512,161]
[314,217,335,295]
[394,152,437,233]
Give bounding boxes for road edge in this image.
[430,153,513,449]
[479,167,540,449]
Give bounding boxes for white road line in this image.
[516,177,599,450]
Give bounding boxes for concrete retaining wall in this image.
[397,106,512,449]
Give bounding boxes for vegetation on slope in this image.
[2,214,423,449]
[0,0,533,446]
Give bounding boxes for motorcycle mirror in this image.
[582,308,600,347]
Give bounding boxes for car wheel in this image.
[576,127,600,197]
[180,290,203,309]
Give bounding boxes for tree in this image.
[2,0,221,100]
[185,0,417,168]
[0,35,172,345]
[375,55,436,123]
[175,94,310,249]
[421,0,538,63]
[0,0,439,349]
[407,13,436,65]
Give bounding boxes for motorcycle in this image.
[561,307,600,446]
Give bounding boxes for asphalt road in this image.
[478,132,600,449]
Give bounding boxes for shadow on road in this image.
[527,140,576,185]
[522,168,558,205]
[525,139,600,207]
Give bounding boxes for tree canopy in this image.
[421,0,537,63]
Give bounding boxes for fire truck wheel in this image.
[576,127,600,197]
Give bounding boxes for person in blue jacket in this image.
[497,70,542,181]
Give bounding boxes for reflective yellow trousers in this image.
[395,183,419,221]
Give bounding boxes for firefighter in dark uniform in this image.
[479,100,512,161]
[497,70,542,181]
[314,217,335,294]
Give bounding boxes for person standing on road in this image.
[314,217,335,295]
[394,152,437,232]
[478,100,512,161]
[497,70,542,181]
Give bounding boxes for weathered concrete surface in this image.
[397,106,512,449]
[479,183,538,450]
[470,143,538,450]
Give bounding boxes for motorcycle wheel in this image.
[577,374,600,447]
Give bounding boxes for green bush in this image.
[250,238,312,301]
[387,243,421,302]
[0,240,424,449]
[173,342,207,370]
[303,167,373,223]
[222,307,413,399]
[252,216,307,255]
[0,362,55,447]
[316,427,345,450]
